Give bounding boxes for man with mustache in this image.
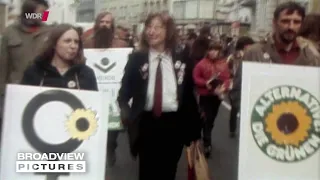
[83,12,128,48]
[230,2,320,113]
[0,0,50,93]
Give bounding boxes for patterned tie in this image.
[153,56,162,117]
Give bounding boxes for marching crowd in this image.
[0,0,320,179]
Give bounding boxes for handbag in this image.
[187,144,196,180]
[194,144,210,180]
[186,141,211,180]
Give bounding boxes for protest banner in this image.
[238,62,320,180]
[0,85,108,180]
[85,48,133,130]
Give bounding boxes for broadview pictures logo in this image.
[24,11,49,21]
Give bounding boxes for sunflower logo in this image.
[265,101,312,146]
[65,109,98,141]
[251,85,320,163]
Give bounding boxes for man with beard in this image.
[230,2,320,113]
[0,0,50,133]
[82,12,128,168]
[83,12,127,48]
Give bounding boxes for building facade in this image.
[2,0,22,26]
[95,0,169,32]
[309,0,320,13]
[44,0,78,24]
[76,0,95,22]
[85,0,315,36]
[171,0,216,35]
[0,1,6,34]
[171,0,216,24]
[214,0,253,36]
[95,0,142,27]
[140,0,169,19]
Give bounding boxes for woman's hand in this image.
[205,80,212,90]
[214,84,226,96]
[187,139,201,148]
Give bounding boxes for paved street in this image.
[106,102,239,180]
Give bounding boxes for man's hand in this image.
[206,81,212,90]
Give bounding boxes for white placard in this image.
[239,62,320,180]
[85,48,133,130]
[0,84,109,180]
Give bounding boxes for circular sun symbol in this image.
[265,101,312,146]
[65,109,98,141]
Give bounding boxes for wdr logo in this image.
[24,11,49,21]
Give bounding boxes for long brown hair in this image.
[299,14,320,42]
[92,12,115,48]
[37,24,85,64]
[139,12,177,52]
[93,12,115,33]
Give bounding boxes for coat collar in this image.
[15,20,49,36]
[262,35,320,64]
[265,34,310,50]
[148,48,179,63]
[141,48,180,64]
[139,49,185,84]
[138,49,185,104]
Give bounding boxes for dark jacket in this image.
[117,50,202,157]
[190,36,210,63]
[21,58,98,91]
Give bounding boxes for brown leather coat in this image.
[0,21,51,95]
[230,35,320,109]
